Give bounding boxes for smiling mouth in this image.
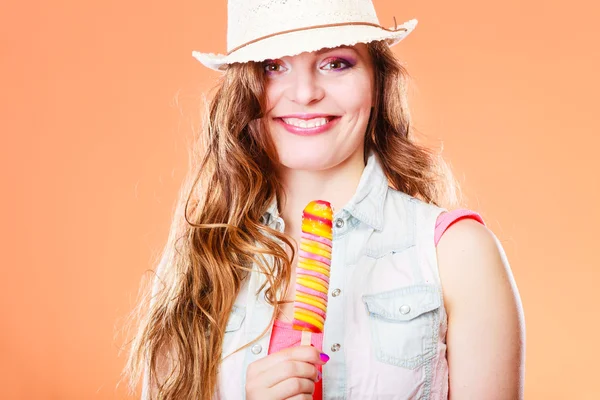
[274,115,341,136]
[276,116,338,128]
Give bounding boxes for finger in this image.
[249,346,327,377]
[259,360,318,388]
[271,377,315,399]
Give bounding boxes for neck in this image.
[277,148,366,240]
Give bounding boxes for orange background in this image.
[1,0,598,398]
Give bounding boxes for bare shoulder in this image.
[435,218,526,399]
[435,218,511,309]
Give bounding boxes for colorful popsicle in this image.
[293,200,333,335]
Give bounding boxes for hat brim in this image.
[192,19,417,72]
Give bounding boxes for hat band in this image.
[226,20,407,56]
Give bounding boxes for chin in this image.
[276,149,334,171]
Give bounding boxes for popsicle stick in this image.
[301,330,312,346]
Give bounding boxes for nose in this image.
[286,68,325,105]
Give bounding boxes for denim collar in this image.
[261,150,388,231]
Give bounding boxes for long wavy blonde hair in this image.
[122,40,460,399]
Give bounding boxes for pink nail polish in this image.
[319,353,330,362]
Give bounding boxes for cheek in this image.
[334,78,373,112]
[264,83,284,113]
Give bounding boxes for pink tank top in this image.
[267,209,484,399]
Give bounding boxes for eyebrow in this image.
[315,45,356,55]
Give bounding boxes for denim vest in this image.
[216,151,449,399]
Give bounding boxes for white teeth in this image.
[281,117,329,128]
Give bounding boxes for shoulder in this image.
[436,218,506,281]
[435,217,517,315]
[436,218,504,269]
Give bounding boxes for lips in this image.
[274,116,340,136]
[280,116,331,128]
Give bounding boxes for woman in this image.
[125,0,525,399]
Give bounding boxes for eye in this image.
[321,58,352,71]
[263,60,286,74]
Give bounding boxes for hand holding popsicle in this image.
[245,345,328,399]
[293,200,333,345]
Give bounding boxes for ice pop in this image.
[293,200,333,342]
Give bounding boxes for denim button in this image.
[335,218,344,228]
[251,344,262,354]
[399,305,411,315]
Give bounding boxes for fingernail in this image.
[319,353,330,362]
[316,371,322,382]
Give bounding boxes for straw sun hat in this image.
[192,0,418,72]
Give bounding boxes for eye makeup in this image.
[263,59,284,75]
[262,51,358,76]
[321,56,356,71]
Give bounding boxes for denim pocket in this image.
[362,284,441,369]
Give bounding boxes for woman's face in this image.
[263,43,375,171]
